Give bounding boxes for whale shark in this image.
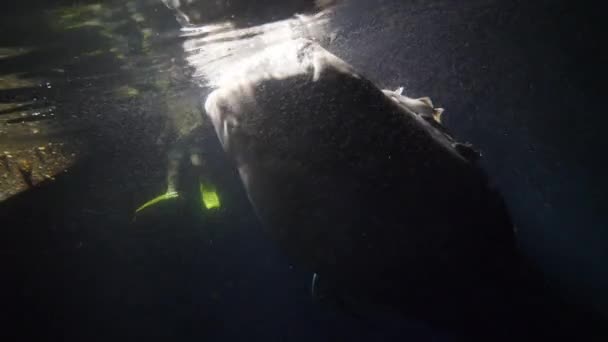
[202,39,541,338]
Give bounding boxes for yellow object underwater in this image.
[200,182,221,210]
[133,181,220,218]
[135,191,179,214]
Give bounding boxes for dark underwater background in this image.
[1,0,606,341]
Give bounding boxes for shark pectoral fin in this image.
[200,181,221,210]
[395,86,404,95]
[134,191,179,215]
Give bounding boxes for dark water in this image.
[1,1,606,341]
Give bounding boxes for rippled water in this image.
[1,1,606,341]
